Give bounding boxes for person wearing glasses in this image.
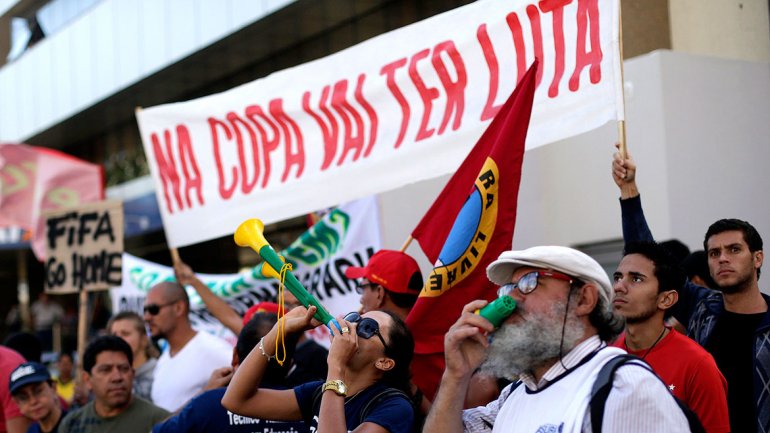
[222,305,416,433]
[424,246,692,433]
[9,362,66,433]
[58,336,169,433]
[107,312,159,402]
[143,281,232,412]
[345,250,423,321]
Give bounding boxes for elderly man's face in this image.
[481,267,585,378]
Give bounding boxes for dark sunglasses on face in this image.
[343,312,389,351]
[143,301,176,316]
[497,270,576,297]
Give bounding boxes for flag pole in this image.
[170,247,180,264]
[76,289,88,371]
[617,2,628,159]
[400,235,413,253]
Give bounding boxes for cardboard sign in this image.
[44,200,123,293]
[110,196,380,345]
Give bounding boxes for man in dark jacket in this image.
[613,148,769,433]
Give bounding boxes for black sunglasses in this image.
[343,312,389,351]
[143,301,177,316]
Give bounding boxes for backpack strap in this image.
[357,388,412,425]
[589,354,705,433]
[308,385,414,429]
[307,384,324,425]
[590,354,653,433]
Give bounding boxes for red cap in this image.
[345,250,423,294]
[242,302,280,325]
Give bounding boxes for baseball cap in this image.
[345,250,423,294]
[242,302,280,325]
[9,362,51,394]
[486,246,612,305]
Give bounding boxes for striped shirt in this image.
[461,336,690,433]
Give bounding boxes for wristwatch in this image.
[322,380,348,397]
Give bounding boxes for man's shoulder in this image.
[130,396,172,417]
[190,387,227,407]
[60,403,96,432]
[192,330,232,349]
[0,346,25,369]
[667,330,708,353]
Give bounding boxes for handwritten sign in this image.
[44,201,124,293]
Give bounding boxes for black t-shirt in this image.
[285,340,329,387]
[705,310,764,433]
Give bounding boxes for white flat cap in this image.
[486,246,612,305]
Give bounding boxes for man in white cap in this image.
[424,246,692,433]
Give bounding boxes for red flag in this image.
[406,61,538,401]
[0,143,104,260]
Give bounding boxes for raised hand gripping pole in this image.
[234,218,341,332]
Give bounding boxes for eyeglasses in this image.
[355,282,379,294]
[143,301,177,316]
[497,271,576,297]
[343,312,389,351]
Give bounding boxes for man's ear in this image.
[658,290,678,311]
[574,283,599,316]
[754,250,764,273]
[82,371,93,391]
[173,300,187,318]
[375,357,395,372]
[375,286,386,308]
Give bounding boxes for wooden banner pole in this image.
[617,3,628,159]
[76,289,88,367]
[400,235,413,253]
[170,247,180,264]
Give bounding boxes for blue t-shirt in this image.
[294,381,414,433]
[152,387,308,433]
[28,410,67,433]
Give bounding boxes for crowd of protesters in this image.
[1,148,767,433]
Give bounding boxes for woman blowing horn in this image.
[222,305,416,433]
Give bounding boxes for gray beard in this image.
[479,300,586,379]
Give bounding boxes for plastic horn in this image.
[235,218,340,331]
[475,296,517,328]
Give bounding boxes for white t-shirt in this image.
[151,331,232,411]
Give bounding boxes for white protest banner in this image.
[137,0,622,248]
[110,197,380,344]
[44,200,123,293]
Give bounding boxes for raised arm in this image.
[424,300,495,433]
[612,145,653,243]
[221,306,317,420]
[174,260,244,335]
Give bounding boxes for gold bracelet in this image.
[258,337,275,361]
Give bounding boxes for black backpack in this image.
[308,384,421,432]
[589,354,706,433]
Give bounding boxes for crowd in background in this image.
[0,148,767,433]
